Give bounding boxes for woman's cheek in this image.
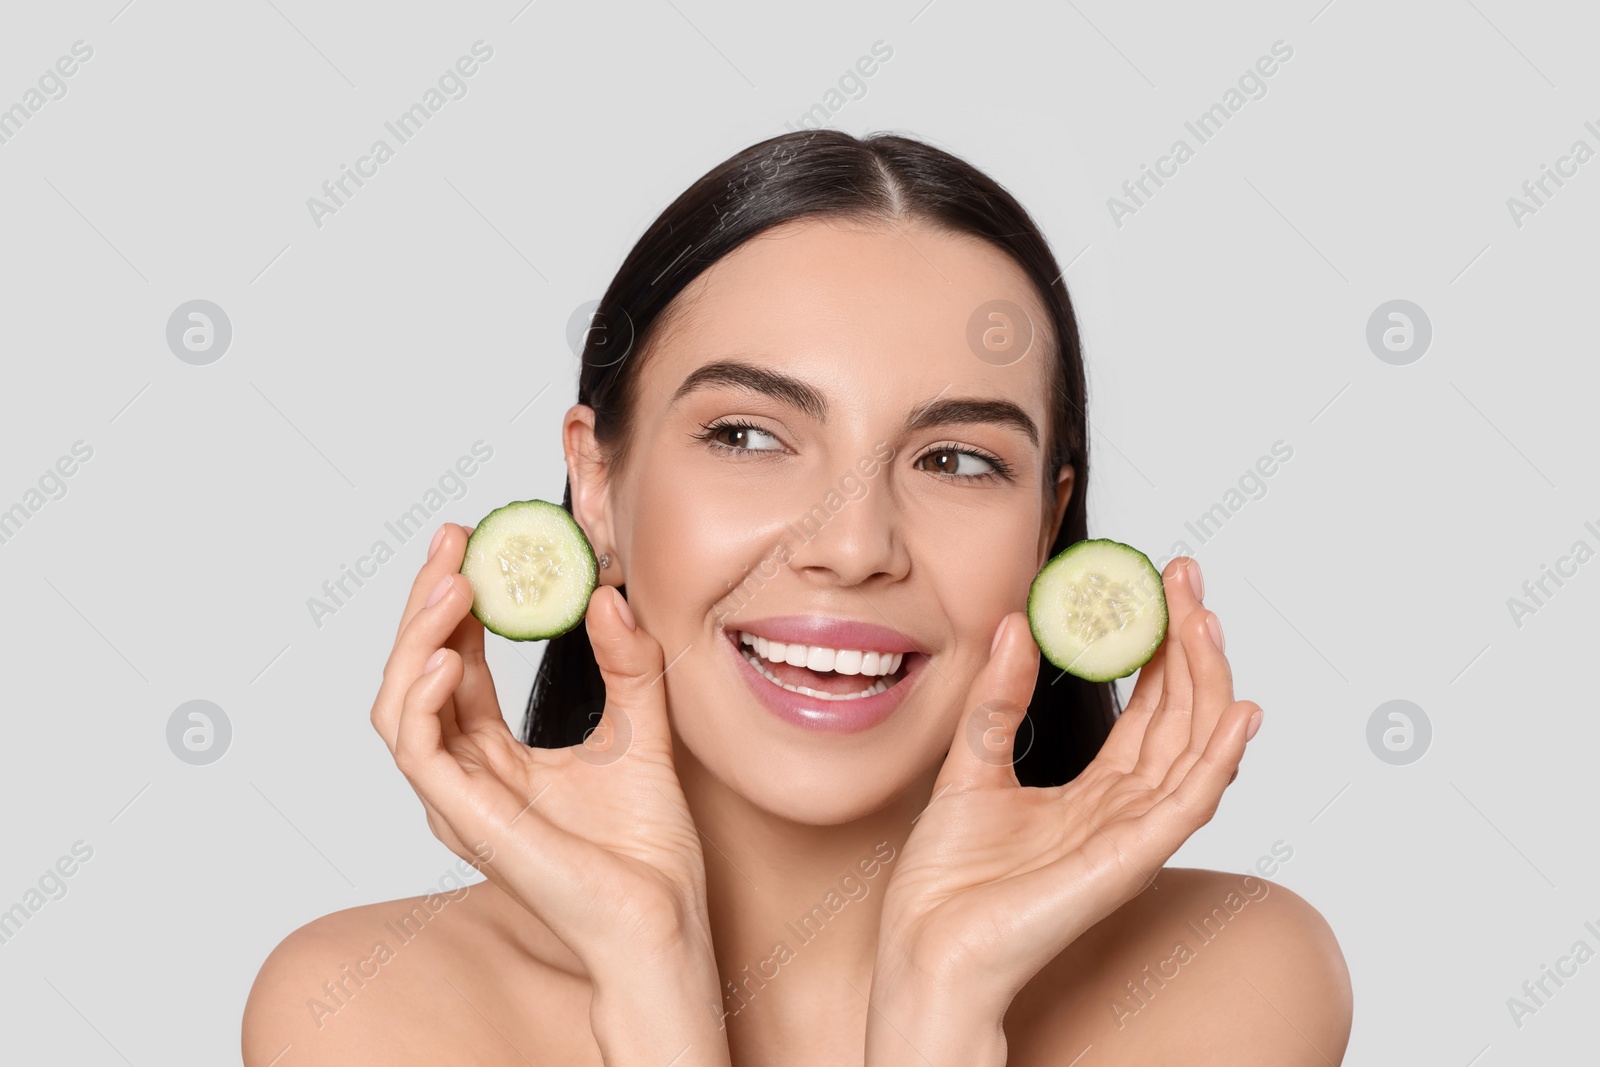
[632,464,785,600]
[915,506,1035,603]
[690,482,790,571]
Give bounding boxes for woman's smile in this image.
[721,616,929,732]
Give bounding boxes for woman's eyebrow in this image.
[908,397,1038,447]
[670,359,827,422]
[670,358,1039,447]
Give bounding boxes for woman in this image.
[243,129,1352,1065]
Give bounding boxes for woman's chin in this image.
[686,735,938,827]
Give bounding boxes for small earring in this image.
[598,552,611,569]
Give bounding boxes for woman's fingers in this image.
[1097,557,1197,774]
[371,521,473,751]
[1092,639,1166,775]
[585,586,673,758]
[442,602,503,738]
[933,611,1038,793]
[392,649,600,914]
[372,570,478,752]
[1137,698,1257,858]
[1129,557,1206,785]
[393,648,472,792]
[394,524,471,643]
[1121,639,1167,718]
[1159,607,1235,793]
[1120,559,1189,717]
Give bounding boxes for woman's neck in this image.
[672,735,939,1045]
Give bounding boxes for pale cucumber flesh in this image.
[1027,539,1168,682]
[459,500,598,641]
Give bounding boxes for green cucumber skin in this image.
[460,499,599,642]
[1027,538,1169,682]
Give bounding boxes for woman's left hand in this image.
[867,558,1260,1061]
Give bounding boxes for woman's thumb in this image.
[581,586,671,762]
[934,611,1039,792]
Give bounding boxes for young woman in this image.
[243,130,1352,1065]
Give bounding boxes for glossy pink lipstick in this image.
[722,615,927,734]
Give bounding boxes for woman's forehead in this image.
[642,216,1055,409]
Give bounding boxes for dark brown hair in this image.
[522,129,1118,787]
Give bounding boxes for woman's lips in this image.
[723,627,924,733]
[724,615,923,656]
[737,633,903,695]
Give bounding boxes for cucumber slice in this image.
[1027,539,1168,682]
[459,500,598,641]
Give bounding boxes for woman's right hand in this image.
[368,523,714,980]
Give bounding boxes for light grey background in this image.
[1,0,1595,1062]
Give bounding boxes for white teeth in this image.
[739,647,890,700]
[737,631,905,678]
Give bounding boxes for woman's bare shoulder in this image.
[241,883,597,1066]
[1007,866,1353,1066]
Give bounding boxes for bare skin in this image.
[243,862,1348,1065]
[243,215,1352,1065]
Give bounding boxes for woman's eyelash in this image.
[695,421,1013,482]
[916,442,1014,481]
[692,420,784,456]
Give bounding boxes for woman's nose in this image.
[781,463,908,587]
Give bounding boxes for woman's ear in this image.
[563,404,617,579]
[1039,463,1075,564]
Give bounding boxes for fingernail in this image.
[990,615,1008,655]
[1245,707,1263,742]
[1187,558,1204,600]
[426,575,454,607]
[427,525,448,560]
[423,649,448,674]
[613,587,636,631]
[1205,612,1224,652]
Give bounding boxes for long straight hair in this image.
[522,129,1118,788]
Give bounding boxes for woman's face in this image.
[570,215,1073,825]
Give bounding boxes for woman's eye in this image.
[709,423,783,451]
[917,448,997,478]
